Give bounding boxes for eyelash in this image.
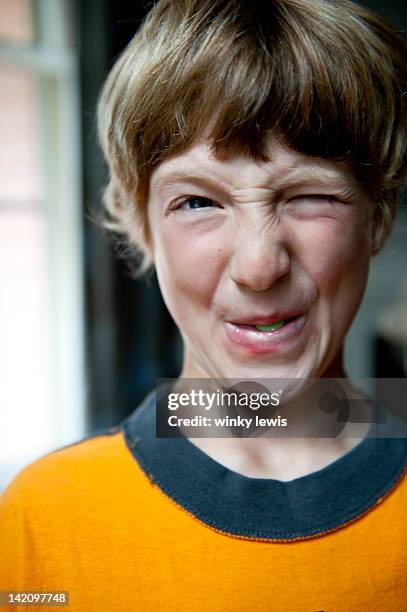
[173,196,217,211]
[290,194,342,204]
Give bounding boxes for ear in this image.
[142,224,155,264]
[370,200,396,256]
[371,225,387,256]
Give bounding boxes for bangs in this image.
[126,0,406,191]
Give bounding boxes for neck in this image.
[179,352,373,481]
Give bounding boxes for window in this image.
[0,0,85,489]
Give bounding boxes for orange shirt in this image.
[1,390,407,611]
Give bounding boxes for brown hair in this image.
[98,0,407,275]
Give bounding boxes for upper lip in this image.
[226,310,304,326]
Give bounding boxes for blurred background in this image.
[0,0,406,490]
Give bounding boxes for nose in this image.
[228,226,291,292]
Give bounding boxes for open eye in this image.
[175,196,216,211]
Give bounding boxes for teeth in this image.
[255,320,285,331]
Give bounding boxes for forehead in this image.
[149,140,358,194]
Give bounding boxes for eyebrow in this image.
[151,169,226,194]
[271,168,357,199]
[151,166,357,197]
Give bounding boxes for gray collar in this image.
[121,389,407,540]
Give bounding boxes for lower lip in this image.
[224,315,307,354]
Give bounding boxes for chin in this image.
[212,353,320,382]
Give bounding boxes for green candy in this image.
[256,320,285,331]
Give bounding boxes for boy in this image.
[1,1,407,609]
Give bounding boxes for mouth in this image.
[229,314,302,332]
[224,313,307,354]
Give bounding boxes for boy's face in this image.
[147,140,374,380]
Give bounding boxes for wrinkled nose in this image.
[228,227,291,292]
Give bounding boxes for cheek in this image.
[154,223,227,318]
[292,217,371,304]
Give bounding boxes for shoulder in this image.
[0,427,131,520]
[0,391,158,521]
